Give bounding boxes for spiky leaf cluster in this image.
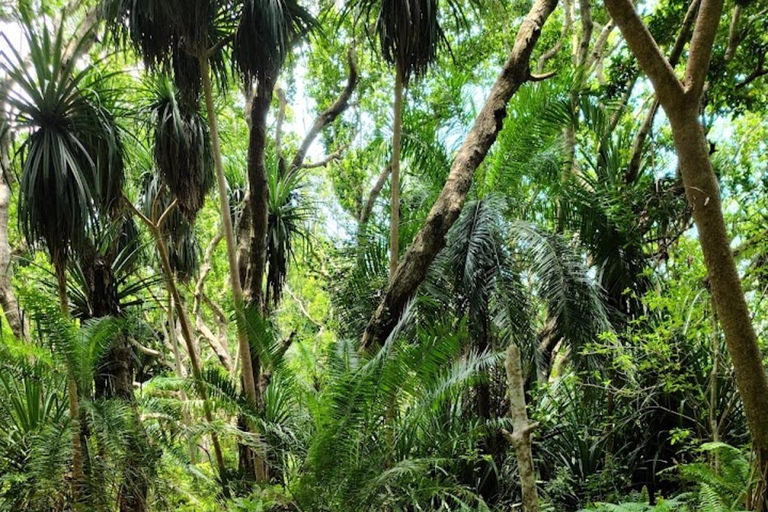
[232,0,316,83]
[144,75,214,219]
[1,17,125,269]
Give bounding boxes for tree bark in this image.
[389,66,404,277]
[0,110,24,339]
[606,0,768,500]
[245,77,274,310]
[503,343,540,512]
[361,0,559,348]
[288,48,358,174]
[55,263,84,511]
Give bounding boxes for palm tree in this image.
[348,0,453,277]
[102,4,313,462]
[1,15,124,507]
[265,164,311,308]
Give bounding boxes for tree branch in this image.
[724,5,743,62]
[735,52,767,89]
[536,0,572,73]
[360,164,392,225]
[624,0,701,183]
[288,47,358,173]
[300,144,347,169]
[275,87,287,175]
[604,0,685,109]
[684,0,725,100]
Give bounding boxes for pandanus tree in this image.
[144,74,215,220]
[349,0,450,277]
[0,16,124,507]
[101,0,264,439]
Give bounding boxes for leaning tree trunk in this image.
[504,343,540,512]
[361,0,559,349]
[127,201,230,495]
[605,0,768,506]
[389,66,404,277]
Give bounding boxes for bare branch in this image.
[625,0,701,183]
[275,88,287,175]
[536,0,572,73]
[360,164,392,225]
[724,5,743,62]
[194,228,224,315]
[575,0,593,68]
[195,315,232,371]
[736,52,768,89]
[300,144,346,169]
[285,285,322,328]
[288,47,358,173]
[157,199,179,230]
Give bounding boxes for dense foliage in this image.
[1,0,768,511]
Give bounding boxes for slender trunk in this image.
[56,264,83,510]
[200,56,266,481]
[151,225,230,495]
[67,372,84,512]
[389,67,404,277]
[168,296,197,463]
[0,117,24,339]
[709,295,720,473]
[504,343,540,512]
[199,56,259,409]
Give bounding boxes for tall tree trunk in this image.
[200,56,266,482]
[239,76,276,483]
[389,66,404,277]
[605,1,768,504]
[245,78,274,311]
[361,0,559,349]
[0,112,24,340]
[55,263,84,511]
[503,343,540,512]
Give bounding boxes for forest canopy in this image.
[1,0,768,511]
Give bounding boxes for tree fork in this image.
[605,0,768,503]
